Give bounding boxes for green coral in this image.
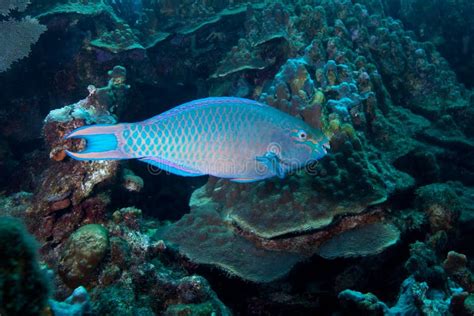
[312,134,387,204]
[0,217,50,316]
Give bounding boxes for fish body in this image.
[66,97,329,182]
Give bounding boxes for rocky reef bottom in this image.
[1,179,474,315]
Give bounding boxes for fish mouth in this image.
[305,136,330,154]
[321,136,331,153]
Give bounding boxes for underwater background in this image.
[0,0,474,315]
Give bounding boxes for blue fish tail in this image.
[65,124,130,161]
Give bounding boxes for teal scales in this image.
[66,97,330,182]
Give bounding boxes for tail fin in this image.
[65,124,130,161]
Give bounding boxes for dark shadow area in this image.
[385,0,474,88]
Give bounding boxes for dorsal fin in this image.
[142,97,269,124]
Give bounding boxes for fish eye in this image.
[298,130,307,140]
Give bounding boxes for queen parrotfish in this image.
[66,97,330,183]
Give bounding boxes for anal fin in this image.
[230,178,260,183]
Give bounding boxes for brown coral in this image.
[59,224,110,288]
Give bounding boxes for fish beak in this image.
[307,136,330,154]
[322,142,330,154]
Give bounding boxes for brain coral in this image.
[59,224,110,288]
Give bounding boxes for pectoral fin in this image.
[256,152,285,179]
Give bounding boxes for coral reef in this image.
[144,7,474,315]
[160,0,435,284]
[0,0,473,314]
[339,235,474,315]
[0,216,96,315]
[86,206,231,315]
[158,178,399,282]
[211,38,269,79]
[339,275,455,316]
[381,0,474,87]
[26,66,131,252]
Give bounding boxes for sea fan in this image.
[0,17,46,72]
[0,0,30,16]
[0,0,46,72]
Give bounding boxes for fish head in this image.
[277,124,330,172]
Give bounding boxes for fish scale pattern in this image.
[114,97,326,179]
[125,105,254,171]
[123,123,162,157]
